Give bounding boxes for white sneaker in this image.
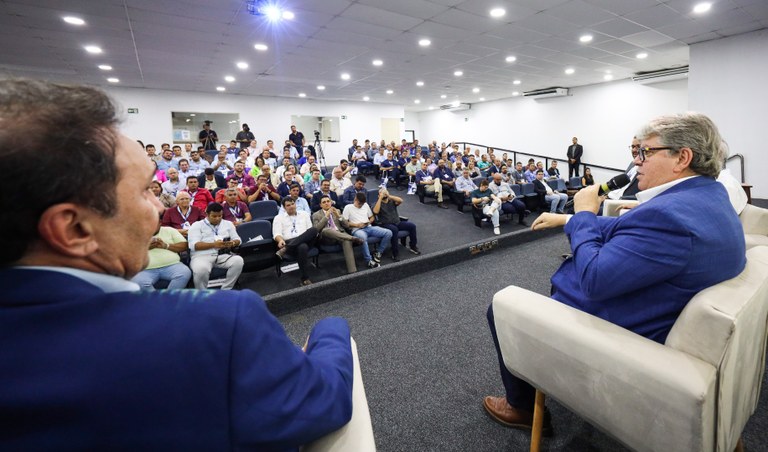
[493,227,500,235]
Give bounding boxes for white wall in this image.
[413,79,688,180]
[105,87,405,165]
[689,29,767,198]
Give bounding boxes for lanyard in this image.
[228,204,240,217]
[177,206,191,221]
[205,219,220,236]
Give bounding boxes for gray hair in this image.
[637,112,726,177]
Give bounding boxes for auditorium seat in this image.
[248,200,279,222]
[235,220,276,273]
[491,245,768,452]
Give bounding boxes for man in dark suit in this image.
[484,113,746,433]
[567,136,583,178]
[0,79,354,450]
[311,179,340,212]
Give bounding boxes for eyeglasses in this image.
[637,146,673,162]
[628,144,641,150]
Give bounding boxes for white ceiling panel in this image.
[588,17,650,39]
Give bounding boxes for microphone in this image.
[598,173,631,196]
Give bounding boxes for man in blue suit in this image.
[483,113,747,433]
[0,79,354,450]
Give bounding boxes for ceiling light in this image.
[604,74,614,81]
[84,45,102,54]
[216,86,226,92]
[317,85,326,90]
[636,52,648,59]
[106,78,119,83]
[63,16,85,26]
[505,56,517,63]
[693,2,712,14]
[372,59,383,66]
[185,119,191,122]
[479,97,485,101]
[454,70,463,77]
[451,100,460,107]
[298,93,306,98]
[418,39,431,47]
[386,89,394,94]
[512,91,520,96]
[564,67,575,75]
[440,94,447,99]
[282,11,295,20]
[189,114,196,117]
[513,80,521,85]
[363,96,370,101]
[414,99,421,104]
[341,73,351,80]
[579,34,593,43]
[224,75,235,82]
[236,61,249,69]
[254,43,268,51]
[472,87,480,93]
[429,106,435,110]
[489,8,506,18]
[416,81,424,87]
[98,65,112,71]
[263,6,281,21]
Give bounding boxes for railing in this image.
[724,153,745,183]
[454,142,625,174]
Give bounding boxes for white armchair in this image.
[492,246,768,451]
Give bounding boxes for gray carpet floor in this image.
[278,233,768,452]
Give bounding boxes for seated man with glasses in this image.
[608,137,642,200]
[484,113,747,433]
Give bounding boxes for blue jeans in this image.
[131,262,192,290]
[546,193,568,213]
[352,226,392,262]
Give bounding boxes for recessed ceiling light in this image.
[63,16,85,26]
[414,99,421,104]
[282,11,295,20]
[185,119,191,123]
[416,81,424,87]
[106,77,119,83]
[298,93,306,98]
[489,8,506,18]
[454,70,463,77]
[451,100,460,107]
[84,45,102,54]
[418,39,431,47]
[216,86,226,92]
[341,73,351,80]
[264,6,281,21]
[479,97,485,101]
[254,43,268,51]
[363,96,370,101]
[693,2,712,14]
[636,52,648,59]
[317,85,326,90]
[98,64,112,71]
[579,34,593,43]
[564,67,575,75]
[429,106,435,110]
[189,114,196,117]
[604,74,614,81]
[236,61,249,69]
[512,91,520,96]
[505,56,517,63]
[372,59,383,66]
[440,94,447,99]
[472,87,480,93]
[386,89,394,94]
[224,75,235,82]
[513,80,521,85]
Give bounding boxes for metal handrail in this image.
[724,153,745,183]
[454,142,625,174]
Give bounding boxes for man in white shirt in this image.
[330,167,352,198]
[279,184,311,215]
[212,148,234,176]
[272,197,318,286]
[300,155,317,178]
[188,148,211,175]
[187,203,243,290]
[177,159,194,184]
[341,192,391,268]
[161,168,183,197]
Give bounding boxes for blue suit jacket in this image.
[552,176,746,343]
[0,269,353,450]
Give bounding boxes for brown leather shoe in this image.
[483,396,552,436]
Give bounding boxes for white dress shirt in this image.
[272,211,313,240]
[188,218,240,257]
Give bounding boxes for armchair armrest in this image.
[492,286,716,452]
[740,203,768,236]
[602,199,639,217]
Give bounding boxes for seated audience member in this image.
[333,159,354,180]
[131,225,191,290]
[198,167,226,191]
[467,161,481,178]
[498,165,511,183]
[183,176,215,212]
[488,158,503,175]
[259,147,276,169]
[188,203,243,290]
[276,157,292,181]
[260,164,280,188]
[547,160,562,179]
[372,147,387,179]
[379,152,399,185]
[347,139,358,160]
[297,149,312,166]
[312,195,364,274]
[277,171,304,198]
[330,167,352,198]
[484,112,747,433]
[341,175,368,206]
[609,138,642,200]
[372,188,419,260]
[215,177,247,203]
[434,159,456,193]
[227,140,238,155]
[455,168,478,206]
[248,174,281,203]
[477,154,491,171]
[146,143,158,161]
[582,167,595,187]
[153,160,167,183]
[172,145,184,161]
[303,165,323,184]
[273,197,318,286]
[452,159,465,175]
[426,157,438,175]
[405,155,420,180]
[533,169,567,214]
[311,179,340,212]
[489,173,529,226]
[342,192,392,268]
[304,170,324,199]
[161,191,204,237]
[523,163,538,183]
[299,155,317,177]
[183,142,194,158]
[535,161,546,175]
[279,184,311,215]
[150,180,176,209]
[472,178,502,235]
[351,145,373,174]
[248,156,265,179]
[221,188,252,226]
[511,162,526,184]
[188,147,211,175]
[416,162,448,209]
[161,168,183,197]
[156,148,179,171]
[212,149,234,175]
[246,139,259,157]
[226,161,256,196]
[177,159,194,183]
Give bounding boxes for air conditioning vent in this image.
[522,87,569,99]
[440,103,471,111]
[632,66,688,85]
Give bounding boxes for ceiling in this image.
[1,0,766,111]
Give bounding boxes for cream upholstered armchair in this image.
[492,246,768,452]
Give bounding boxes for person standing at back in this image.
[567,136,583,178]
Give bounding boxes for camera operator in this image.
[188,202,243,289]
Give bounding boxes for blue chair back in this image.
[236,220,272,244]
[556,179,566,191]
[511,184,522,197]
[521,183,535,196]
[569,177,582,190]
[248,200,279,221]
[366,188,379,207]
[547,180,559,191]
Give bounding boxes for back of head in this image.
[0,79,120,266]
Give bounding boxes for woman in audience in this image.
[582,167,595,187]
[153,160,167,183]
[150,180,176,209]
[249,156,266,179]
[467,160,481,178]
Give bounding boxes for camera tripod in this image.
[314,134,327,169]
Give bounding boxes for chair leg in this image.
[530,390,545,452]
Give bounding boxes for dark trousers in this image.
[380,221,417,257]
[487,304,536,412]
[501,199,527,221]
[284,227,318,280]
[568,161,580,178]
